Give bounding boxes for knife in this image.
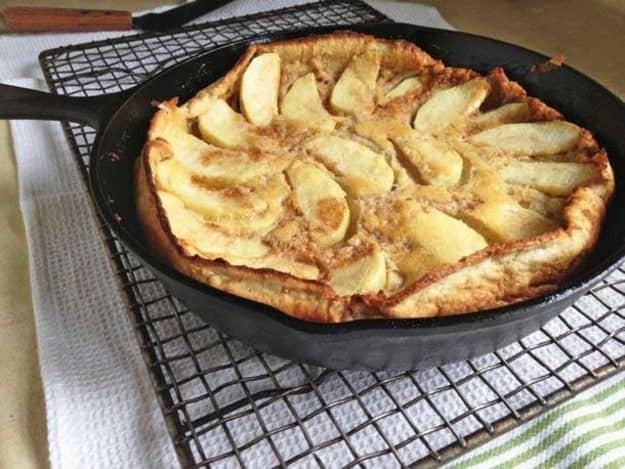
[2,0,234,32]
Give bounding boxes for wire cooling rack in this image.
[38,1,625,467]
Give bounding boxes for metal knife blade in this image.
[133,0,235,31]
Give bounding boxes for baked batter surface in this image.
[135,33,613,322]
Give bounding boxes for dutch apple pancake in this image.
[135,32,614,323]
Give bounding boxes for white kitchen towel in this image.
[6,2,455,468]
[10,80,178,468]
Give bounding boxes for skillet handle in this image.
[0,83,128,130]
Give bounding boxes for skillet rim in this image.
[89,22,625,335]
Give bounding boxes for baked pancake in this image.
[135,32,614,323]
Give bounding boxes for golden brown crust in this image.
[135,32,614,322]
[136,143,348,322]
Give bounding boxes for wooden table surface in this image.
[0,1,623,467]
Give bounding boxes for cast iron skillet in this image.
[2,23,625,371]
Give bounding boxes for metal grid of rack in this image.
[38,1,625,466]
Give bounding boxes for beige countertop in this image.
[0,1,623,467]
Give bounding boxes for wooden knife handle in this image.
[2,6,132,32]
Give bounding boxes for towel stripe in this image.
[446,373,625,468]
[567,431,625,468]
[468,383,625,469]
[539,409,625,467]
[603,454,625,469]
[560,415,625,468]
[490,396,625,469]
[584,441,625,469]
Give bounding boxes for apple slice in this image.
[154,158,288,236]
[506,185,566,219]
[399,201,488,263]
[177,143,289,184]
[413,78,490,133]
[159,127,289,184]
[352,119,412,155]
[240,53,281,126]
[158,191,270,260]
[395,247,443,284]
[281,72,336,132]
[500,160,595,196]
[469,121,579,155]
[241,255,320,280]
[304,135,394,196]
[287,161,349,247]
[392,130,463,187]
[328,248,386,296]
[472,102,530,129]
[330,49,381,116]
[379,76,422,105]
[155,159,266,216]
[161,189,318,278]
[463,201,559,242]
[197,97,252,149]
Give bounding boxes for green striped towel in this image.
[447,371,625,468]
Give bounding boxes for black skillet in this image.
[2,23,625,371]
